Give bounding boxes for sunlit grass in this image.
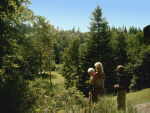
[127,88,150,105]
[51,71,65,89]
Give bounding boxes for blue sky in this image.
[29,0,150,32]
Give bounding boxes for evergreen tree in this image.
[62,38,81,88]
[143,25,150,44]
[114,32,128,65]
[80,5,112,94]
[0,0,36,113]
[82,6,111,68]
[32,16,55,74]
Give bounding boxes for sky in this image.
[29,0,150,32]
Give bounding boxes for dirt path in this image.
[135,103,150,113]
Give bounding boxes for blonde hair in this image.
[94,62,104,73]
[87,67,95,73]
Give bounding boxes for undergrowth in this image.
[27,78,137,113]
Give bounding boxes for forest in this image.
[0,0,150,113]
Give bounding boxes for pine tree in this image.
[62,38,80,88]
[114,32,128,65]
[83,6,111,68]
[80,5,112,94]
[0,1,37,112]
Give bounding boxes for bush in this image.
[0,72,36,113]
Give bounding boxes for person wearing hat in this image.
[114,65,129,111]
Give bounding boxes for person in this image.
[88,62,105,102]
[87,67,96,103]
[114,65,129,111]
[94,62,105,95]
[88,67,96,78]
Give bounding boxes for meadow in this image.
[28,72,150,113]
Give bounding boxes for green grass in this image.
[127,88,150,105]
[51,71,65,91]
[112,88,150,105]
[51,71,65,85]
[29,72,149,113]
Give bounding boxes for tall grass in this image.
[28,78,137,113]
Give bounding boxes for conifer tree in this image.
[80,5,112,94]
[115,32,128,65]
[62,38,80,88]
[82,6,111,68]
